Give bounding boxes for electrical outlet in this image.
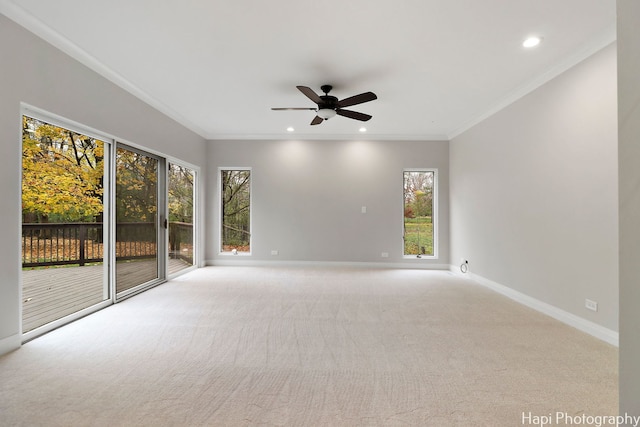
[361,206,367,214]
[585,299,598,312]
[381,252,389,258]
[460,259,469,273]
[271,250,278,256]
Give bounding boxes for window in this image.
[114,145,163,296]
[21,114,110,333]
[220,168,251,254]
[403,169,437,258]
[168,162,196,274]
[20,105,199,340]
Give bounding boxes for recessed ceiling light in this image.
[359,127,367,133]
[523,36,542,48]
[286,127,294,132]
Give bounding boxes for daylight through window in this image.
[403,170,436,257]
[21,115,109,333]
[220,169,251,254]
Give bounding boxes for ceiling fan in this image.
[272,85,377,125]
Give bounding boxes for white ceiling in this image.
[1,0,616,141]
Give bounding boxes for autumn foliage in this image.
[22,116,104,222]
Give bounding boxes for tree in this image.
[414,190,432,217]
[168,164,194,223]
[115,148,157,223]
[221,170,250,249]
[403,171,433,218]
[22,116,104,223]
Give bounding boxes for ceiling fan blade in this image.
[271,107,317,111]
[310,116,324,125]
[336,109,372,122]
[297,86,323,104]
[337,91,377,108]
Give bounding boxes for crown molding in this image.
[205,133,449,142]
[2,1,616,144]
[447,28,617,140]
[1,0,209,139]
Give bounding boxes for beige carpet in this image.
[0,267,617,426]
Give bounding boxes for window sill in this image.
[403,255,437,260]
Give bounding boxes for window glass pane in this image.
[403,170,435,257]
[21,115,108,333]
[115,147,159,293]
[220,169,251,253]
[168,163,195,273]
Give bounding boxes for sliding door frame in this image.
[166,158,199,278]
[20,104,113,342]
[112,142,168,301]
[19,105,200,341]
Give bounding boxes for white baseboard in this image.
[206,259,451,270]
[450,266,619,347]
[0,333,21,356]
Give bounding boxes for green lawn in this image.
[404,217,433,256]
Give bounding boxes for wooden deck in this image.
[22,258,192,333]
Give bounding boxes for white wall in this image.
[450,43,618,333]
[0,15,206,354]
[205,139,449,267]
[618,0,640,418]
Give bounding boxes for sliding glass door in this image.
[168,162,196,275]
[20,109,198,339]
[115,145,165,297]
[21,115,110,334]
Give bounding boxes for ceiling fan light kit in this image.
[317,108,337,119]
[272,84,377,126]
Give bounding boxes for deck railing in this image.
[169,221,194,264]
[22,223,104,267]
[22,222,193,267]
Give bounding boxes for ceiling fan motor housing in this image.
[318,95,339,110]
[319,85,338,110]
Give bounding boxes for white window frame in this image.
[166,159,200,275]
[19,103,203,342]
[218,167,252,256]
[402,168,438,259]
[20,104,114,341]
